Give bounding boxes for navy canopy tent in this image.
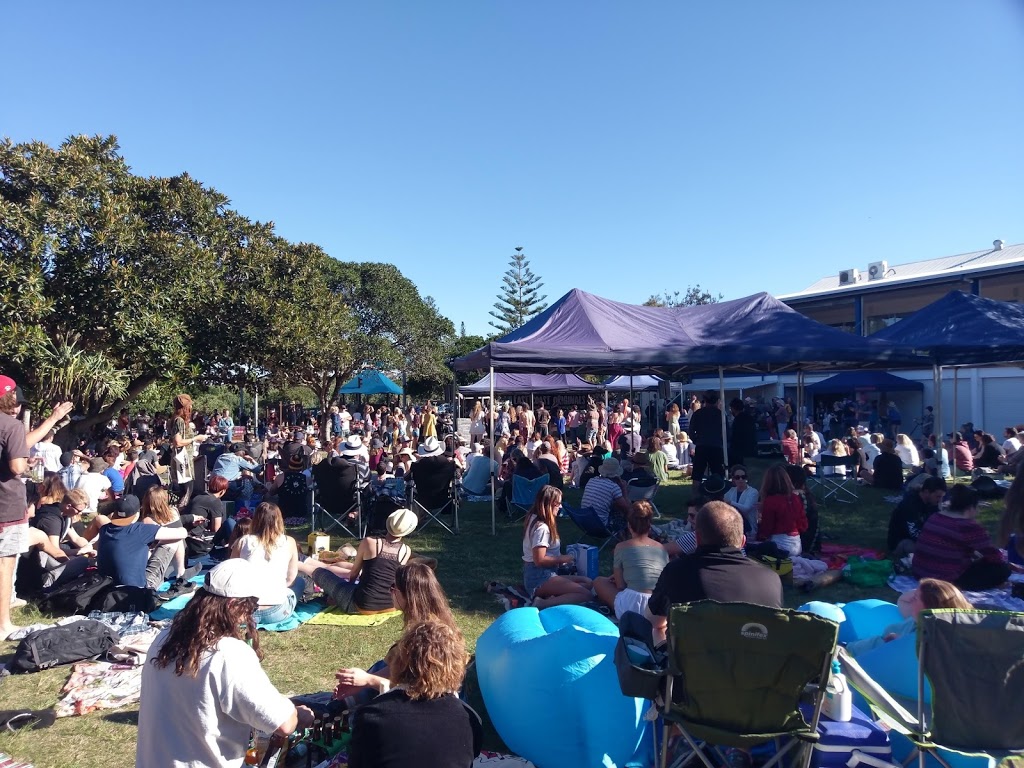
[459,372,601,394]
[806,371,923,395]
[452,289,918,374]
[870,290,1024,365]
[337,369,403,396]
[603,375,662,391]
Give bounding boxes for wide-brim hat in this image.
[398,447,413,458]
[386,508,418,538]
[599,457,623,478]
[417,436,443,457]
[287,453,306,471]
[108,495,141,526]
[204,559,282,603]
[89,457,108,473]
[341,435,364,456]
[631,451,649,465]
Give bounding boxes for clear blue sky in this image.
[5,1,1024,336]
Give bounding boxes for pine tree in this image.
[489,247,548,334]
[459,321,466,337]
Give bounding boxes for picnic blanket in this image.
[55,660,143,717]
[306,608,402,627]
[888,573,1024,612]
[149,575,328,630]
[0,754,34,768]
[819,542,886,572]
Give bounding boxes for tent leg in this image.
[932,364,941,446]
[490,366,496,536]
[952,368,958,480]
[719,367,729,468]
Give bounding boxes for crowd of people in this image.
[4,372,1024,768]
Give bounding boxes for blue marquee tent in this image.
[602,375,662,391]
[337,369,403,396]
[806,371,923,395]
[459,373,601,394]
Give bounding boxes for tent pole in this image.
[719,367,729,468]
[254,388,259,435]
[603,389,608,446]
[932,364,941,447]
[490,366,496,536]
[952,367,958,481]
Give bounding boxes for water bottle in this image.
[823,660,852,722]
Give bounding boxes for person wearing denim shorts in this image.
[522,486,593,609]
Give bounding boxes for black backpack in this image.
[37,572,115,616]
[8,620,120,674]
[90,585,160,614]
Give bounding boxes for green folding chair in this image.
[841,609,1024,768]
[661,601,839,768]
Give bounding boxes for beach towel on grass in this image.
[888,573,1024,612]
[306,608,402,627]
[149,575,328,630]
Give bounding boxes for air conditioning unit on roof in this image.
[867,261,888,281]
[839,268,859,286]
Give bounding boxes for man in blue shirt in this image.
[218,409,234,444]
[212,444,261,482]
[97,496,193,589]
[102,448,125,496]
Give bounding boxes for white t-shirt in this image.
[136,632,294,768]
[237,535,293,604]
[1004,437,1021,454]
[76,472,112,514]
[522,517,560,563]
[31,441,63,473]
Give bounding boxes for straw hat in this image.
[386,508,418,538]
[417,436,444,457]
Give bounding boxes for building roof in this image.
[780,241,1024,301]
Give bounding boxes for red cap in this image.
[0,376,17,397]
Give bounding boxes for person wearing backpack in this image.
[137,559,314,768]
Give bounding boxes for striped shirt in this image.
[581,477,623,518]
[912,512,1004,582]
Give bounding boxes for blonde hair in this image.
[828,439,848,456]
[388,620,468,700]
[918,578,972,611]
[142,487,178,525]
[896,433,912,448]
[251,502,285,560]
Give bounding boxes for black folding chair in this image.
[807,454,859,505]
[409,461,460,535]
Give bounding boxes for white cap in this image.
[204,559,283,604]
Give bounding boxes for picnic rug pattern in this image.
[888,573,1024,612]
[306,608,402,627]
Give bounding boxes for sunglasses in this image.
[733,474,747,480]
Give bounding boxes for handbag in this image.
[613,611,667,701]
[173,446,192,482]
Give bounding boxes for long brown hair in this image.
[173,393,193,421]
[38,475,68,505]
[760,463,795,498]
[142,487,178,525]
[524,485,562,542]
[250,501,285,560]
[395,562,455,628]
[152,589,261,677]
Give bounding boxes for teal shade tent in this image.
[337,369,403,395]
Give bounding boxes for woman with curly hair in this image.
[348,620,482,768]
[137,559,313,768]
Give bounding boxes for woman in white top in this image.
[522,486,592,608]
[723,464,759,535]
[230,501,302,625]
[469,400,487,444]
[895,433,920,468]
[821,439,849,476]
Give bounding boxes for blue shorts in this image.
[523,562,557,598]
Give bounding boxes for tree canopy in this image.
[488,247,547,334]
[0,135,455,438]
[643,285,723,307]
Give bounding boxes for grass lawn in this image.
[0,461,1005,768]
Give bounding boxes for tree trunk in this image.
[58,374,159,447]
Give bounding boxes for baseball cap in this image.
[109,495,142,526]
[204,559,282,603]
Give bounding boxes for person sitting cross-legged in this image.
[593,501,668,619]
[522,486,593,609]
[96,495,194,590]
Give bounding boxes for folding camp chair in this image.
[561,502,625,551]
[807,455,859,505]
[627,477,663,518]
[661,601,839,768]
[311,480,361,539]
[841,609,1024,768]
[409,466,460,535]
[509,474,549,523]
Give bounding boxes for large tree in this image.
[488,246,547,334]
[643,285,723,307]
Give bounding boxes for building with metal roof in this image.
[779,239,1024,335]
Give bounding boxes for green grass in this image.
[0,461,1006,768]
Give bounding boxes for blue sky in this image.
[5,1,1024,336]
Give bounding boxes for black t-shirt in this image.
[31,503,69,541]
[872,452,905,491]
[349,690,482,768]
[689,407,723,447]
[977,443,1005,469]
[887,493,935,550]
[188,492,225,522]
[648,547,784,617]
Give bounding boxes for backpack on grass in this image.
[7,620,120,674]
[37,572,114,616]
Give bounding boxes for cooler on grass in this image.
[800,704,892,768]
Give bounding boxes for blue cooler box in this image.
[565,543,599,579]
[803,704,893,768]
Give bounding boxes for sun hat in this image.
[204,559,280,603]
[631,451,649,465]
[398,447,413,458]
[109,495,142,527]
[89,457,108,473]
[287,453,306,471]
[598,457,623,478]
[386,508,418,538]
[417,436,444,457]
[341,435,364,456]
